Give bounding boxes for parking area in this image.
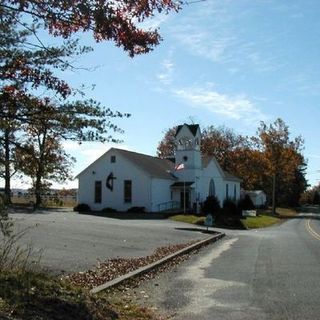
[10,208,210,274]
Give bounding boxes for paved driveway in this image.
[135,212,320,320]
[9,209,211,274]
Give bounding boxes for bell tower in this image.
[174,124,202,169]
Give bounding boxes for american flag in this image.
[174,163,185,170]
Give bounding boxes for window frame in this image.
[94,180,102,203]
[209,179,216,197]
[124,180,132,203]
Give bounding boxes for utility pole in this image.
[272,173,276,215]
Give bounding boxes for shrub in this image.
[0,206,37,272]
[222,198,237,215]
[101,207,118,213]
[237,194,255,212]
[126,206,146,213]
[73,203,91,212]
[201,196,221,216]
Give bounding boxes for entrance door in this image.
[180,190,190,209]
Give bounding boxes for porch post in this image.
[183,170,186,214]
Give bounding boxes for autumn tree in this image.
[0,11,78,202]
[201,126,248,171]
[15,135,74,207]
[13,95,128,207]
[157,126,178,158]
[1,0,181,57]
[254,118,307,207]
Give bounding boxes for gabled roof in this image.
[224,172,242,182]
[202,155,242,182]
[244,190,266,196]
[171,182,194,187]
[76,148,176,180]
[175,124,200,137]
[115,149,176,180]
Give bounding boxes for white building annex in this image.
[242,190,267,207]
[76,124,242,212]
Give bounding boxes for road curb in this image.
[90,232,225,294]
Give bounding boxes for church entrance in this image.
[180,190,190,210]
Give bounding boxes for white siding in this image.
[151,178,174,212]
[77,150,152,211]
[198,162,241,207]
[253,193,267,206]
[200,161,225,206]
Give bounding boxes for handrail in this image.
[158,201,180,212]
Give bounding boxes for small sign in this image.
[242,210,257,217]
[204,214,213,227]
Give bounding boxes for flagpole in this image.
[183,168,186,214]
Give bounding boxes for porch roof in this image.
[171,181,194,188]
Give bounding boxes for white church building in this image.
[76,124,242,212]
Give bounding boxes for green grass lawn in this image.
[170,207,297,230]
[240,214,280,229]
[169,214,204,225]
[240,207,297,229]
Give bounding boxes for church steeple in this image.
[174,124,201,169]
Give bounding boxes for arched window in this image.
[209,179,215,196]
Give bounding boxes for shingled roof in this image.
[115,149,176,180]
[175,124,200,137]
[76,148,176,180]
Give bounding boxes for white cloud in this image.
[156,59,174,85]
[139,14,169,30]
[63,141,133,167]
[168,2,282,73]
[171,23,235,63]
[173,86,267,124]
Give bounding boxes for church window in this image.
[226,184,229,199]
[111,155,116,163]
[95,181,102,203]
[209,179,215,196]
[124,180,132,203]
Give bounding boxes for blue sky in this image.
[8,0,320,189]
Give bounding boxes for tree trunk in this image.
[4,129,12,205]
[34,170,42,208]
[34,134,46,209]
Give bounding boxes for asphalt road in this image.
[136,212,320,320]
[9,208,210,274]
